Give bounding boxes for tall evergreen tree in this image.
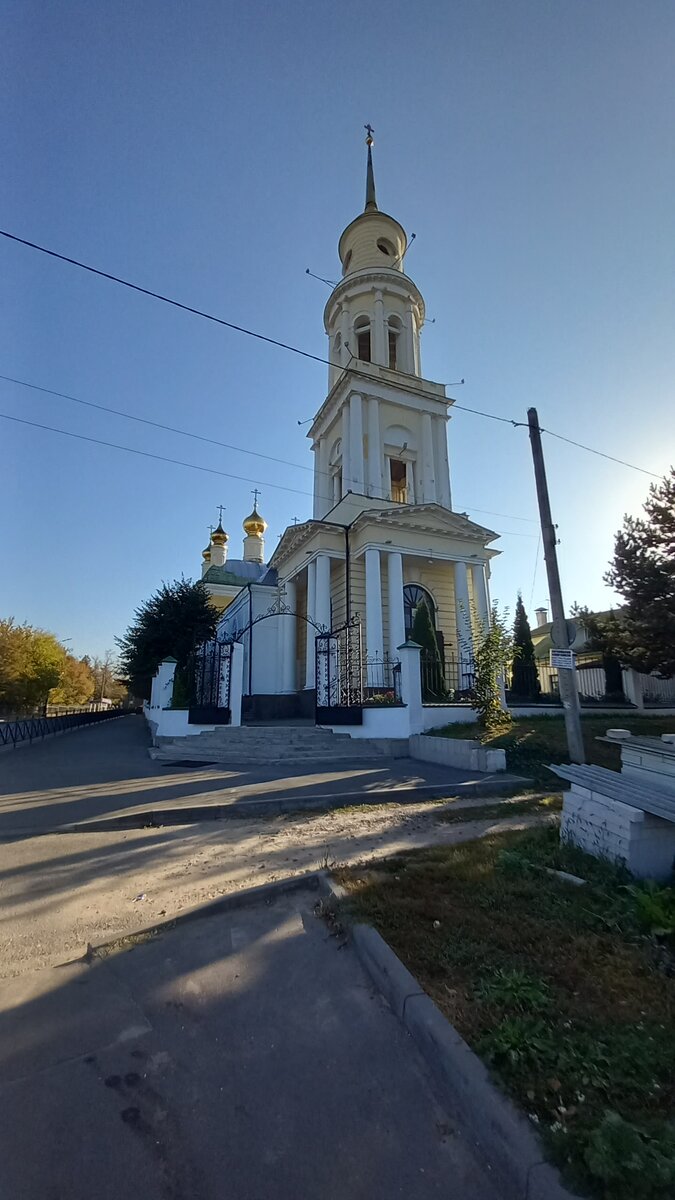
[411,600,445,700]
[510,593,540,699]
[116,578,217,699]
[601,467,675,677]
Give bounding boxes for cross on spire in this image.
[364,123,375,144]
[251,488,261,509]
[216,504,225,524]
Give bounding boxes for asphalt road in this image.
[0,886,500,1200]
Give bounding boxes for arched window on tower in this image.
[333,332,342,366]
[387,315,402,370]
[354,316,371,363]
[403,585,436,641]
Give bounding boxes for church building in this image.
[198,133,500,719]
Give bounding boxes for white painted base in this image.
[324,705,411,739]
[410,734,506,773]
[561,786,675,881]
[144,707,217,743]
[422,706,479,729]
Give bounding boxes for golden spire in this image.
[243,488,267,537]
[210,505,228,546]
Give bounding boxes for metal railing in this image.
[0,707,125,750]
[420,651,476,704]
[363,653,402,703]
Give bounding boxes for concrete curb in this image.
[70,872,322,964]
[5,776,530,838]
[318,873,581,1200]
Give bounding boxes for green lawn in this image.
[429,714,675,786]
[337,829,675,1199]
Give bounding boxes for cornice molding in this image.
[324,269,425,330]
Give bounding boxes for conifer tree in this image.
[510,593,540,699]
[117,578,217,699]
[411,600,445,700]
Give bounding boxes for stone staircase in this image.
[152,724,391,765]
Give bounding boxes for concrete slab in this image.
[0,888,501,1200]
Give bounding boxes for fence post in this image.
[229,643,244,727]
[397,640,423,735]
[151,658,177,710]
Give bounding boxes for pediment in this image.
[352,503,499,544]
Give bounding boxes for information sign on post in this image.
[550,649,576,671]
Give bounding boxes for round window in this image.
[377,239,395,256]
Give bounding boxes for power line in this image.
[539,427,661,480]
[0,412,314,498]
[0,227,662,481]
[0,370,537,524]
[0,409,535,538]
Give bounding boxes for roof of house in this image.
[202,560,276,588]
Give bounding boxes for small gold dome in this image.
[202,544,211,561]
[243,506,267,537]
[210,521,228,547]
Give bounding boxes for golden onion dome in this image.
[210,521,228,547]
[243,506,267,536]
[202,544,211,561]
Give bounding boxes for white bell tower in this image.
[310,129,453,518]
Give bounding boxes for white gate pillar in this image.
[228,642,244,727]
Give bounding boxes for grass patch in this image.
[429,715,675,786]
[337,828,675,1199]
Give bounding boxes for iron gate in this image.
[315,619,364,724]
[188,638,234,725]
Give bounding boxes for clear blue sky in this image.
[1,0,673,658]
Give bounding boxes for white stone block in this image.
[561,787,675,881]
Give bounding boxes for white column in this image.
[340,306,350,364]
[313,437,330,518]
[312,442,321,517]
[471,563,490,639]
[366,396,383,498]
[281,578,297,693]
[387,552,405,657]
[315,554,331,632]
[349,392,364,493]
[373,290,386,365]
[365,549,384,684]
[434,417,452,509]
[454,562,474,685]
[341,403,351,494]
[404,303,419,375]
[304,560,317,688]
[420,412,435,503]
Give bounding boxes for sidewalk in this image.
[0,714,526,836]
[0,886,500,1200]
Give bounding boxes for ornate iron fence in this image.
[187,638,234,725]
[0,707,125,750]
[420,651,476,704]
[316,619,364,724]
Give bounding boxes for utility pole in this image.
[527,408,585,764]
